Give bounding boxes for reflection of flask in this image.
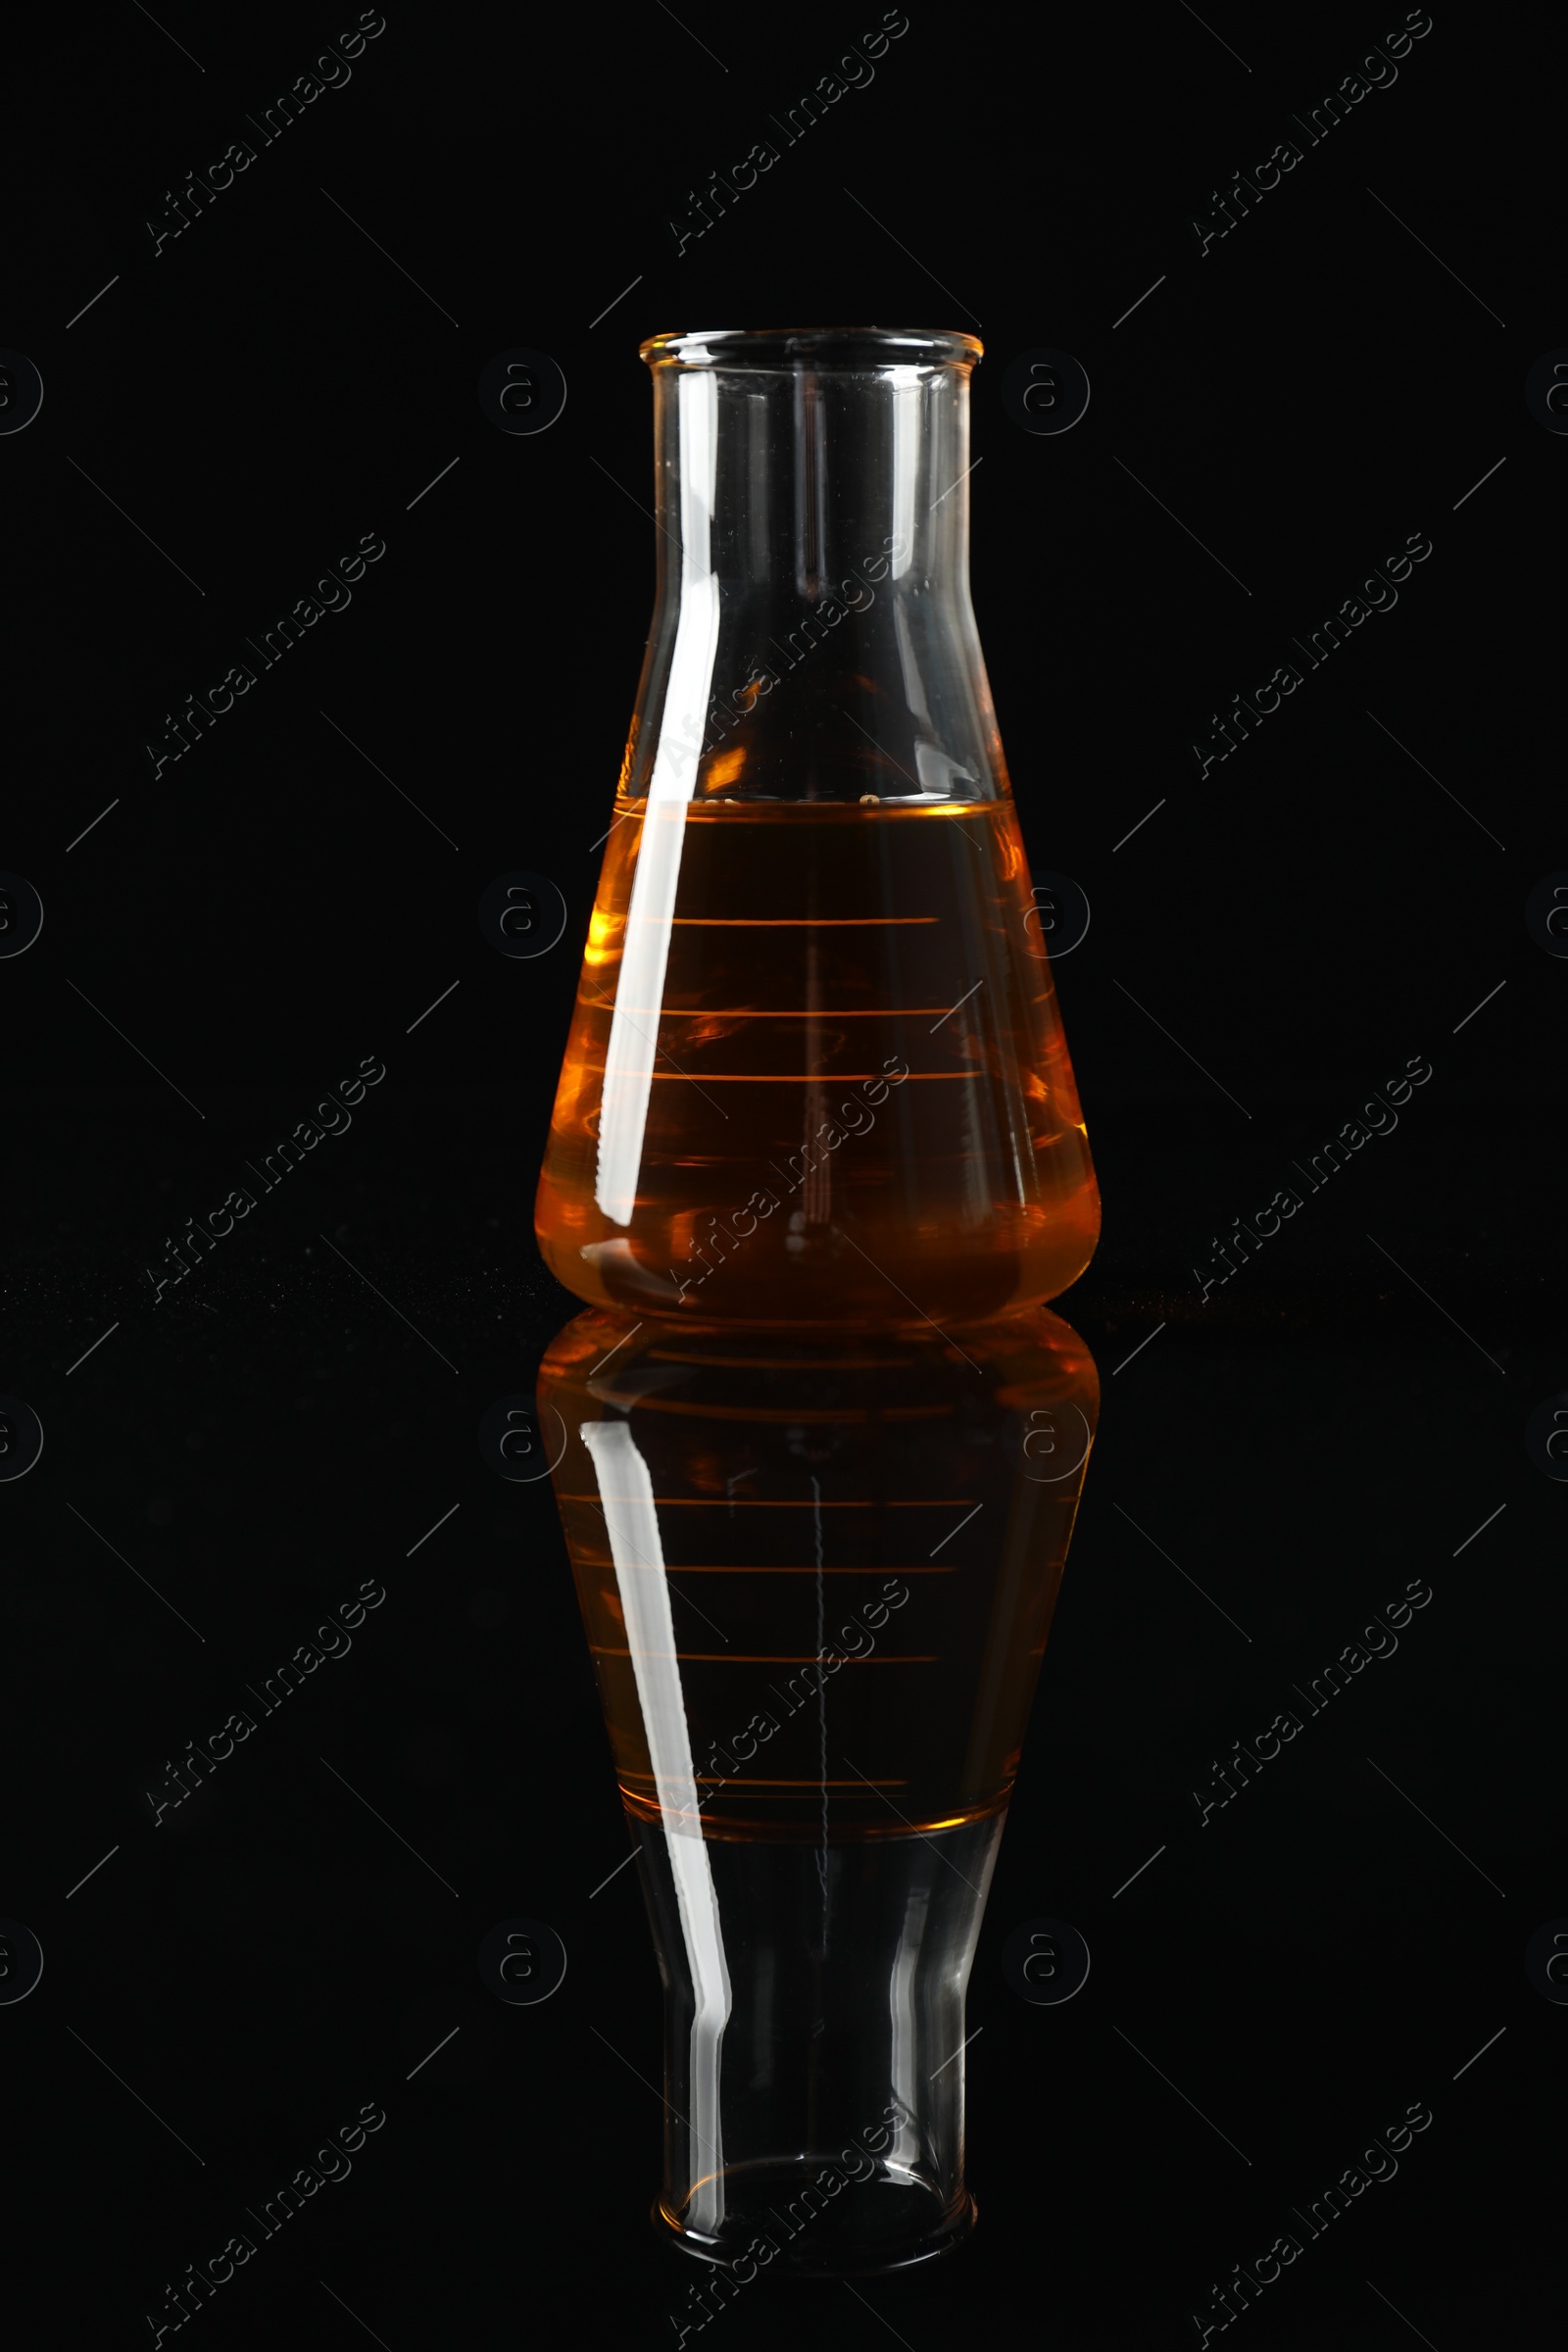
[539,1306,1098,2272]
[535,327,1100,1326]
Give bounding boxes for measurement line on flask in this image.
[647,914,941,925]
[612,1005,961,1016]
[629,1562,961,1574]
[561,1495,973,1507]
[585,989,730,1120]
[691,1778,909,1788]
[595,1649,938,1664]
[583,1495,733,1645]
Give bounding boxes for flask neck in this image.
[630,336,1000,807]
[650,352,974,601]
[638,1810,1002,2274]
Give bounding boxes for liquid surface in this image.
[538,1309,1099,1837]
[536,799,1100,1325]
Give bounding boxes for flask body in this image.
[539,1304,1099,2271]
[535,328,1099,1326]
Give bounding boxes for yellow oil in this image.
[535,798,1100,1325]
[538,1309,1099,1837]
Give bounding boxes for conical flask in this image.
[535,327,1100,1327]
[537,1305,1099,2273]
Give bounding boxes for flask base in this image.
[655,2166,975,2277]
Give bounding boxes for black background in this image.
[2,2,1559,2343]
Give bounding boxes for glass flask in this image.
[535,326,1100,1327]
[538,1306,1099,2273]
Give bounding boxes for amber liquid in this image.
[538,1310,1099,1838]
[535,798,1100,1326]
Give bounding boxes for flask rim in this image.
[640,325,982,371]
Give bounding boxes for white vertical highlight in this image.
[887,1880,931,2175]
[581,1419,732,2235]
[889,369,919,580]
[596,371,722,1225]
